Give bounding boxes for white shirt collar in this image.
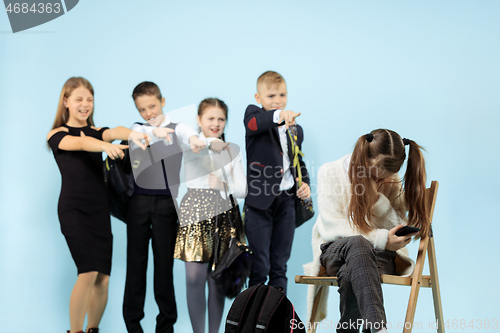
[159,114,171,127]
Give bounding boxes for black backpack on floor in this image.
[225,284,306,333]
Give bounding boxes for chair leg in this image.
[403,236,429,333]
[427,236,445,333]
[403,285,421,333]
[308,286,323,333]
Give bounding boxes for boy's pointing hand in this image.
[153,127,175,143]
[279,110,301,129]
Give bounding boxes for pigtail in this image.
[215,119,233,180]
[348,134,378,232]
[403,140,429,239]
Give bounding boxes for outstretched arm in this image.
[101,126,150,150]
[47,129,128,160]
[278,110,301,129]
[244,105,301,136]
[101,126,130,142]
[244,105,281,136]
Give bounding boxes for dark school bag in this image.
[103,122,179,222]
[225,284,306,333]
[103,141,134,223]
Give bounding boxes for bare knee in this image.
[78,271,99,286]
[95,273,109,287]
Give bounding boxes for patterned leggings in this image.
[320,236,396,333]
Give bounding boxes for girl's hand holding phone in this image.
[385,225,418,251]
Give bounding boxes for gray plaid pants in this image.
[319,235,396,333]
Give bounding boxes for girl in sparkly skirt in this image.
[174,98,247,333]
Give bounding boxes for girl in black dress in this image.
[47,77,150,333]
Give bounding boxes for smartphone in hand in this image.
[395,226,420,237]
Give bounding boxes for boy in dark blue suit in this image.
[243,71,310,294]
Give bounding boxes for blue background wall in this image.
[1,0,499,331]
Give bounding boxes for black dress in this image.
[48,124,112,275]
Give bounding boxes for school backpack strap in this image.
[225,284,263,332]
[241,286,274,333]
[254,287,287,333]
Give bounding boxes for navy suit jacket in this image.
[244,104,310,210]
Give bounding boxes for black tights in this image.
[185,262,225,333]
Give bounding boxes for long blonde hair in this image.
[50,77,95,130]
[348,129,429,238]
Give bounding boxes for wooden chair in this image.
[295,181,444,333]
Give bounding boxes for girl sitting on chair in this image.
[304,129,430,333]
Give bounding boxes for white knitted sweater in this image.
[303,154,415,323]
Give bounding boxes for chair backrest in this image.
[425,181,439,235]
